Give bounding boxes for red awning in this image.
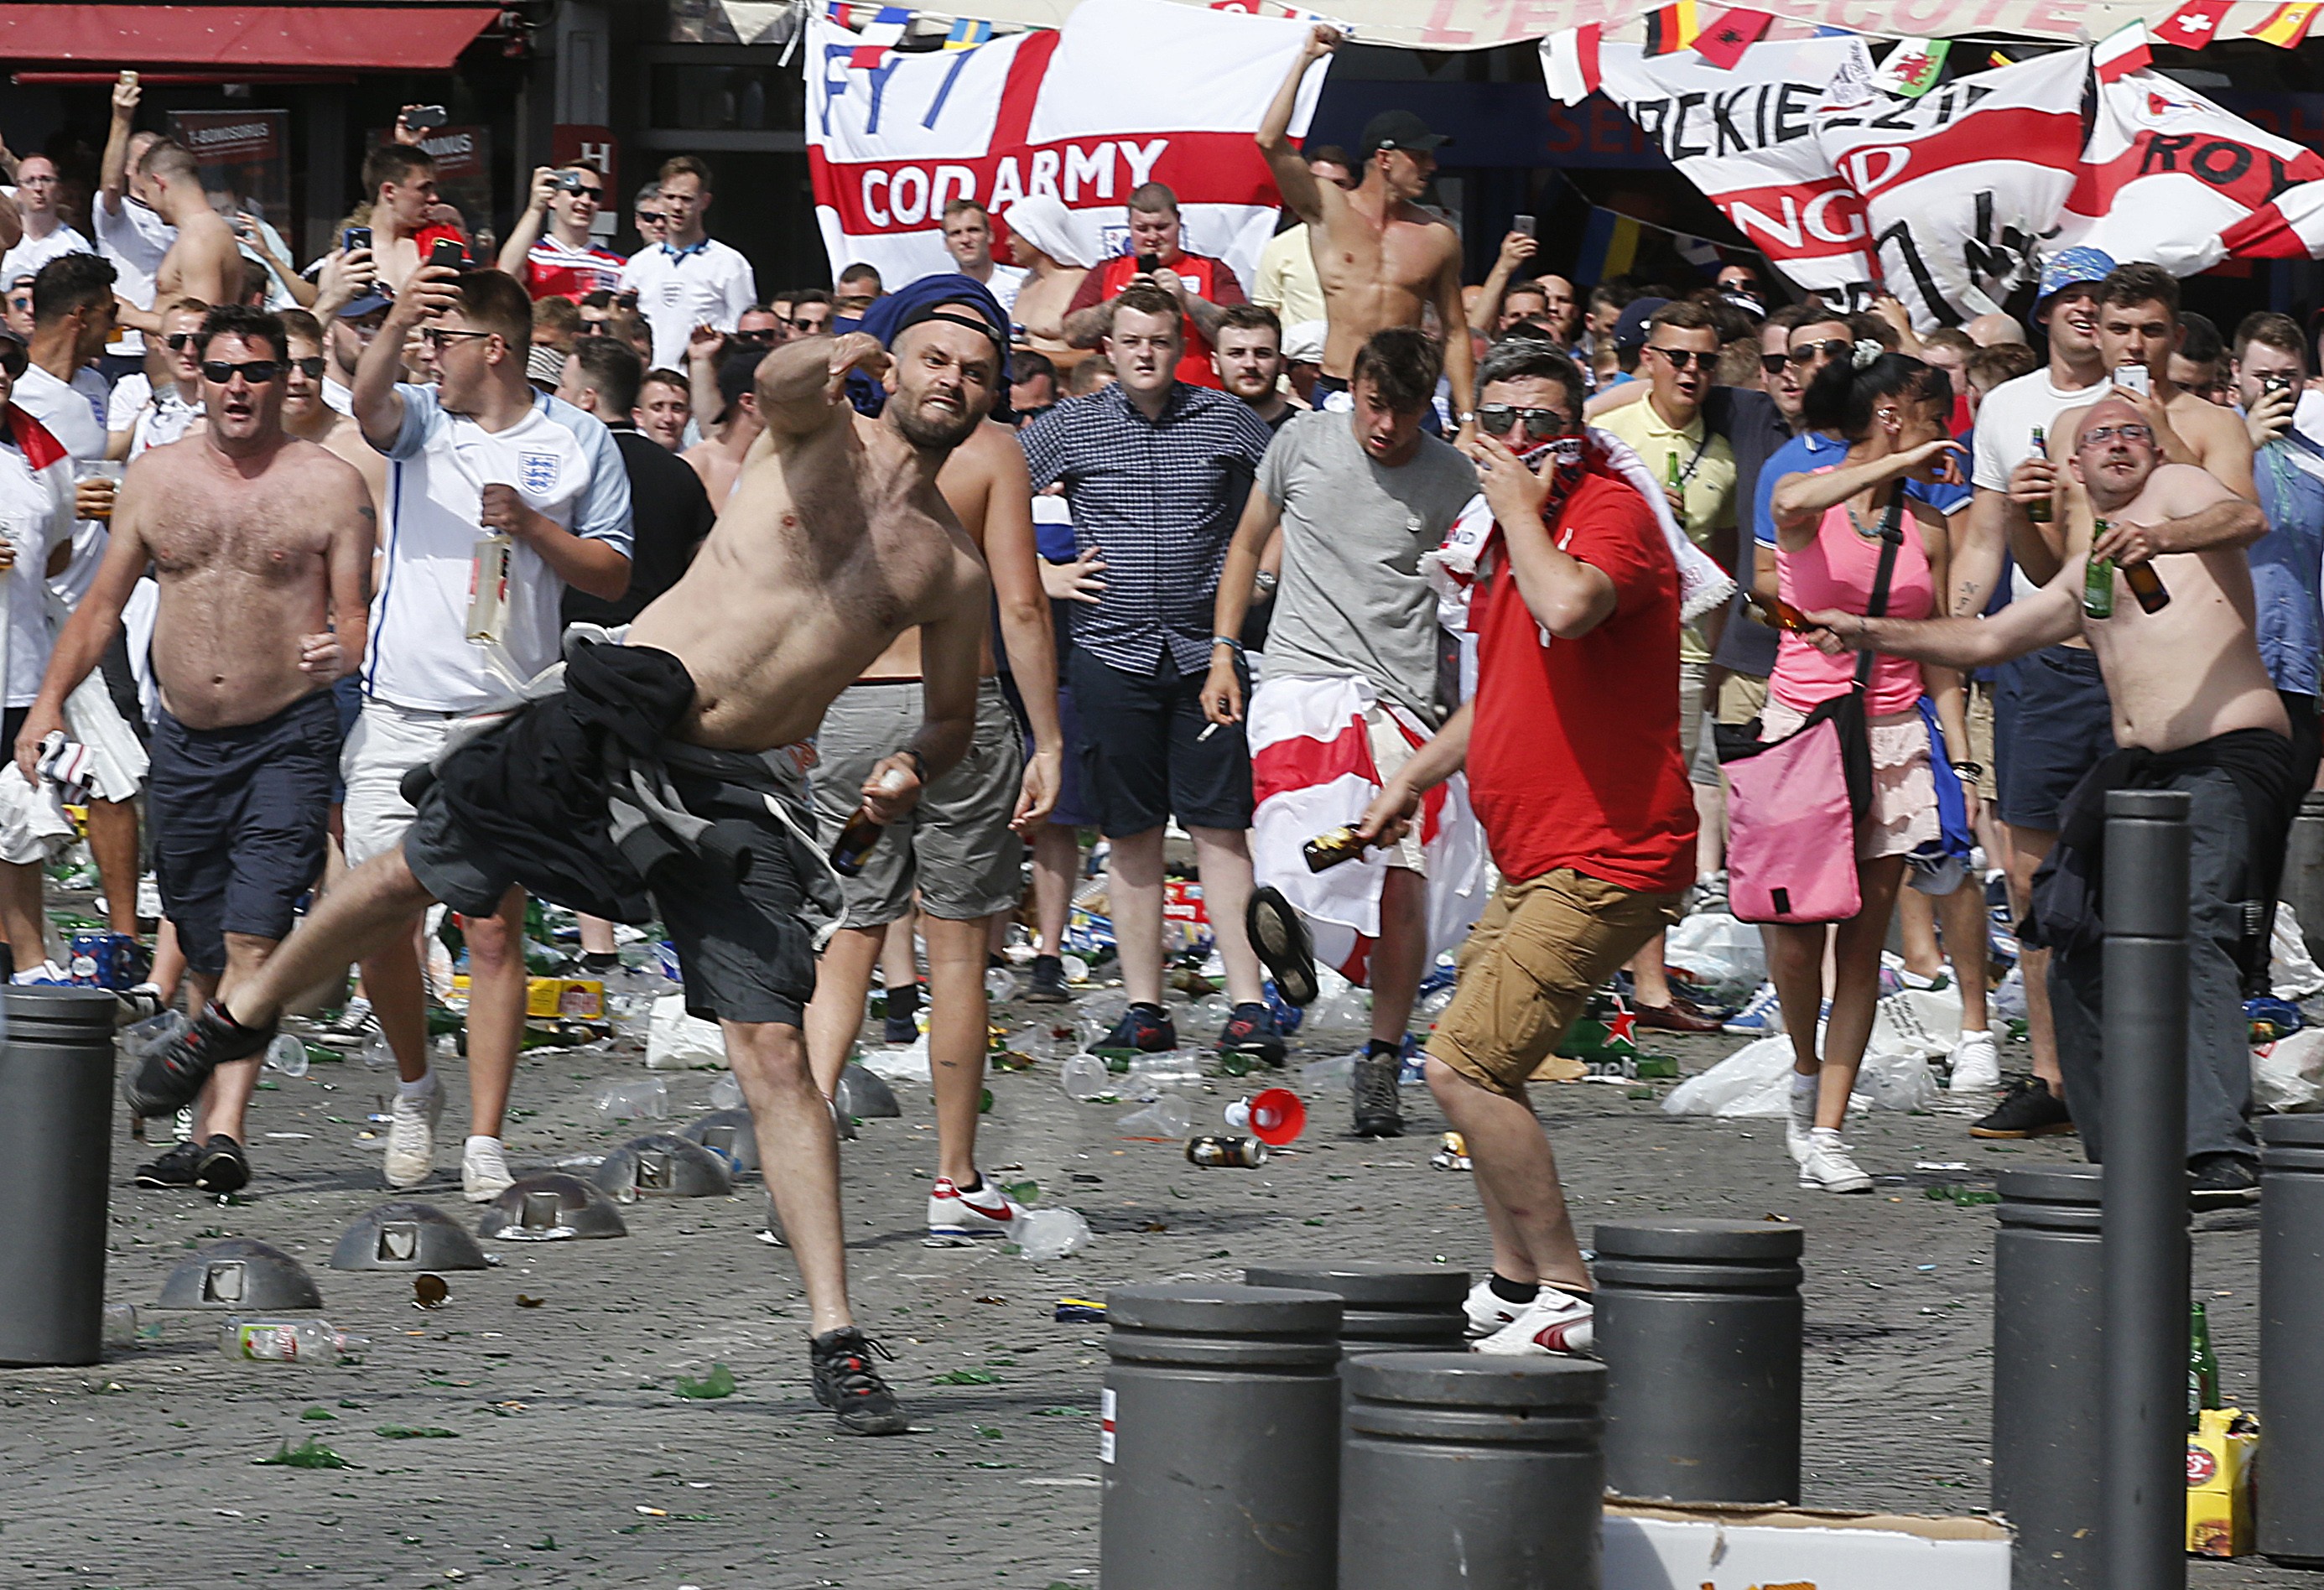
[0,5,498,71]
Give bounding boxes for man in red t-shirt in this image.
[1359,340,1695,1359]
[1060,182,1245,389]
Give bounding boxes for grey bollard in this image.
[1594,1217,1803,1504]
[0,988,122,1365]
[2282,791,2324,966]
[1242,1261,1469,1357]
[1994,1166,2106,1589]
[2261,1116,2324,1566]
[1102,1283,1341,1590]
[1340,1353,1604,1590]
[2098,788,2190,1590]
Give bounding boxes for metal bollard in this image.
[1101,1283,1341,1590]
[0,988,124,1365]
[1993,1166,2106,1589]
[2099,788,2190,1590]
[2260,1115,2324,1566]
[2281,790,2324,966]
[1594,1216,1803,1504]
[1339,1352,1605,1590]
[1242,1261,1469,1358]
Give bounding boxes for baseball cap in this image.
[2035,246,2116,309]
[1359,109,1449,162]
[1612,296,1672,355]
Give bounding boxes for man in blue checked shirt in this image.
[1019,281,1287,1063]
[2228,310,2324,791]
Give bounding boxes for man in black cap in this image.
[1258,24,1474,437]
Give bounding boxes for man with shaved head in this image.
[1804,392,2291,1208]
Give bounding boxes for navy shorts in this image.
[1994,644,2117,833]
[149,690,341,976]
[1068,649,1253,837]
[1048,678,1097,829]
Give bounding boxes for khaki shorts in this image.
[1716,672,1769,726]
[1425,868,1682,1099]
[1965,682,1998,800]
[1677,657,1707,766]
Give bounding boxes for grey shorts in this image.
[811,678,1025,927]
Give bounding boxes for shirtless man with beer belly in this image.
[1258,25,1474,434]
[120,314,1010,1433]
[1809,395,2291,1205]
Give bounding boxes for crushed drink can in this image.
[1430,1131,1472,1172]
[1185,1135,1268,1168]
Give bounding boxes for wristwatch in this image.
[1952,761,1983,782]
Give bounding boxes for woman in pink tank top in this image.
[1755,346,1966,1195]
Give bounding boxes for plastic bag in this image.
[2254,1028,2324,1114]
[1664,910,1770,995]
[2273,902,2324,1000]
[857,1032,932,1083]
[1663,1033,1938,1118]
[1867,987,1962,1059]
[644,994,728,1070]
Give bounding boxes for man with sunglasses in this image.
[107,299,206,460]
[618,155,756,372]
[499,165,625,304]
[789,289,834,339]
[18,304,373,1194]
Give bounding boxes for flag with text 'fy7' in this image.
[2153,0,2232,48]
[1693,8,1772,70]
[808,0,1322,288]
[1543,22,1602,105]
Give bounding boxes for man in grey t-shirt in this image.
[1204,326,1477,1137]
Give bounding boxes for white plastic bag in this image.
[644,993,729,1070]
[1662,1037,1796,1118]
[1868,987,1962,1058]
[857,1031,932,1083]
[1664,911,1768,990]
[2254,1028,2324,1114]
[2273,902,2324,1000]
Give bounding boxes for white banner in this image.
[1592,37,1879,309]
[804,0,1323,293]
[1812,48,2089,327]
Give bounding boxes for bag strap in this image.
[1853,490,1906,691]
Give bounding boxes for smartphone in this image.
[1513,213,1536,237]
[2263,372,2295,395]
[2112,362,2151,396]
[428,236,466,268]
[1135,252,1161,278]
[342,226,371,255]
[405,105,449,132]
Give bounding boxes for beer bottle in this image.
[1303,825,1371,872]
[2082,524,2115,620]
[2025,426,2052,523]
[1745,590,1812,632]
[2122,560,2171,614]
[829,766,912,877]
[2188,1299,2221,1431]
[1665,446,1685,510]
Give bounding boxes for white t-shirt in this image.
[981,263,1027,315]
[92,195,173,359]
[1970,367,2110,492]
[13,362,107,460]
[618,238,758,370]
[0,433,75,706]
[107,372,151,436]
[321,377,354,417]
[367,384,634,712]
[129,388,200,460]
[0,222,93,288]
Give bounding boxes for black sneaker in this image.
[1094,1004,1177,1056]
[1025,954,1072,1004]
[881,1013,919,1045]
[1352,1052,1403,1138]
[809,1327,909,1435]
[2188,1153,2260,1211]
[1217,1001,1286,1067]
[121,1000,275,1118]
[1245,886,1318,1007]
[192,1135,250,1195]
[133,1139,200,1188]
[1968,1077,2076,1140]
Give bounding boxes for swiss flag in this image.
[1693,7,1773,69]
[2154,0,2233,47]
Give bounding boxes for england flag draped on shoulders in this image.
[805,0,1325,288]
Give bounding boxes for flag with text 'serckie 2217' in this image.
[806,0,1321,292]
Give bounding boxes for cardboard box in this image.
[1604,1500,2011,1589]
[448,974,603,1021]
[2187,1406,2259,1558]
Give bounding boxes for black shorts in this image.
[148,690,341,976]
[1068,648,1253,837]
[1994,644,2117,834]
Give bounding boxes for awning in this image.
[0,4,498,71]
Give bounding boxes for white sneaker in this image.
[1798,1127,1874,1193]
[1786,1078,1818,1165]
[926,1174,1023,1238]
[461,1137,515,1203]
[1473,1290,1594,1357]
[382,1083,443,1189]
[331,995,376,1037]
[1948,1030,2002,1093]
[1463,1276,1526,1339]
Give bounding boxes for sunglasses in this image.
[569,187,605,200]
[636,211,666,226]
[1476,403,1573,436]
[166,333,198,351]
[1785,339,1854,368]
[1648,346,1713,371]
[421,328,493,351]
[201,359,280,384]
[288,356,327,379]
[0,343,24,378]
[2080,423,2155,448]
[730,328,777,345]
[790,317,826,330]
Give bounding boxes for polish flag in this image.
[1543,23,1603,105]
[2153,0,2232,48]
[2093,20,2152,83]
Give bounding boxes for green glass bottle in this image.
[2188,1299,2221,1431]
[2083,524,2116,620]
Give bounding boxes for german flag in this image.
[1643,1,1702,55]
[2249,0,2322,46]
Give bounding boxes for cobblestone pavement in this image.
[0,993,2301,1587]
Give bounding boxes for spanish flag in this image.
[2249,0,2322,47]
[1643,1,1702,55]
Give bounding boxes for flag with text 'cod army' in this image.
[1590,36,1879,308]
[806,0,1323,291]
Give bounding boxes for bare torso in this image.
[626,412,988,751]
[681,439,746,514]
[310,410,390,511]
[2053,387,2256,504]
[153,209,238,309]
[1012,264,1088,352]
[859,418,1016,681]
[127,435,367,730]
[1308,193,1460,379]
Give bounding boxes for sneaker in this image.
[1947,1030,2002,1094]
[1786,1078,1818,1164]
[191,1135,250,1195]
[1351,1051,1403,1138]
[133,1139,201,1189]
[881,1012,920,1046]
[927,1174,1024,1239]
[1474,1289,1594,1356]
[461,1138,515,1203]
[809,1327,909,1435]
[1025,954,1072,1004]
[1798,1127,1873,1193]
[1723,982,1784,1037]
[1462,1277,1528,1339]
[1094,1005,1177,1055]
[1968,1077,2076,1139]
[121,1000,275,1118]
[1217,1002,1286,1067]
[330,995,376,1037]
[2188,1153,2260,1211]
[383,1083,444,1189]
[1245,885,1318,1006]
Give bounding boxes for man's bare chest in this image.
[145,486,320,581]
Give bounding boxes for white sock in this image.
[1791,1071,1819,1097]
[397,1074,437,1101]
[465,1135,502,1155]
